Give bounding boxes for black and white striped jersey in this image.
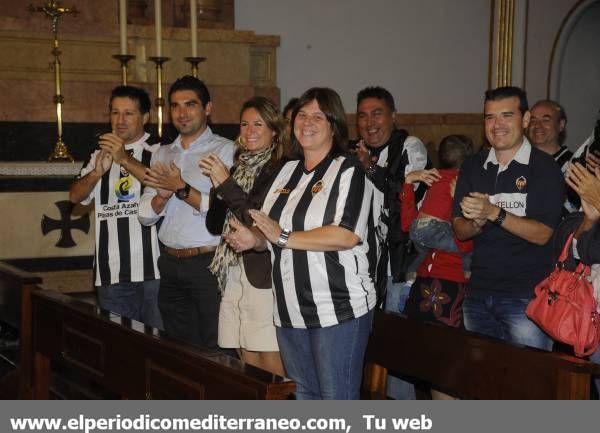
[552,145,573,174]
[262,155,376,329]
[79,133,161,286]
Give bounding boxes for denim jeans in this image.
[97,280,163,329]
[463,292,552,351]
[385,277,412,314]
[140,279,164,330]
[408,218,471,274]
[384,277,415,400]
[275,310,373,400]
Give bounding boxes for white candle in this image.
[119,0,127,55]
[154,0,162,57]
[190,0,198,57]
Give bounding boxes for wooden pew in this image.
[364,310,600,399]
[31,289,295,400]
[0,262,42,398]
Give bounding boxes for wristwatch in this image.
[492,207,507,226]
[175,183,191,200]
[276,228,291,248]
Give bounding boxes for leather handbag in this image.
[526,233,600,357]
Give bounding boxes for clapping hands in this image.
[223,218,259,252]
[93,149,113,176]
[199,153,230,187]
[98,132,127,165]
[144,161,184,198]
[567,161,600,219]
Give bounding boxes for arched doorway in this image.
[548,0,600,150]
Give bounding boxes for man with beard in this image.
[139,76,234,348]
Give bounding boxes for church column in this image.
[489,0,528,88]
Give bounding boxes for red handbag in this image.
[526,233,600,357]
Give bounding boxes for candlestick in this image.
[112,54,135,85]
[184,56,206,78]
[28,1,79,162]
[119,0,127,55]
[148,56,170,138]
[190,0,197,57]
[154,0,162,57]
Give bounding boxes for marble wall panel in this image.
[0,27,279,125]
[0,80,275,125]
[0,0,235,35]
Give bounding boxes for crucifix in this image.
[28,1,79,161]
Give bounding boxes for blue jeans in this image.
[384,277,415,400]
[385,277,412,314]
[140,279,163,330]
[408,218,471,273]
[97,280,163,329]
[463,292,552,351]
[276,310,373,400]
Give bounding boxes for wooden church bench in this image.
[31,289,294,400]
[363,310,600,399]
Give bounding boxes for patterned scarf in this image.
[209,143,275,290]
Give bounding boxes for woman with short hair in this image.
[225,87,375,399]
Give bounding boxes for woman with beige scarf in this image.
[201,96,288,376]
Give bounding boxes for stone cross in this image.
[41,200,90,248]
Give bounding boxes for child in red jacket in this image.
[405,135,474,279]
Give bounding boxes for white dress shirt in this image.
[138,127,234,248]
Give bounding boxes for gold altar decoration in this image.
[489,0,515,88]
[28,1,79,162]
[149,57,170,138]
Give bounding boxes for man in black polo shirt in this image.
[452,86,564,350]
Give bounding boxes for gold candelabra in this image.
[112,54,136,85]
[184,56,206,78]
[28,1,79,162]
[148,57,170,138]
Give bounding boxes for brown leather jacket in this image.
[206,158,286,288]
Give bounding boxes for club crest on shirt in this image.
[115,176,134,201]
[515,176,527,191]
[311,180,324,195]
[274,188,291,194]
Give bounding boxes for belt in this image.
[165,245,217,258]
